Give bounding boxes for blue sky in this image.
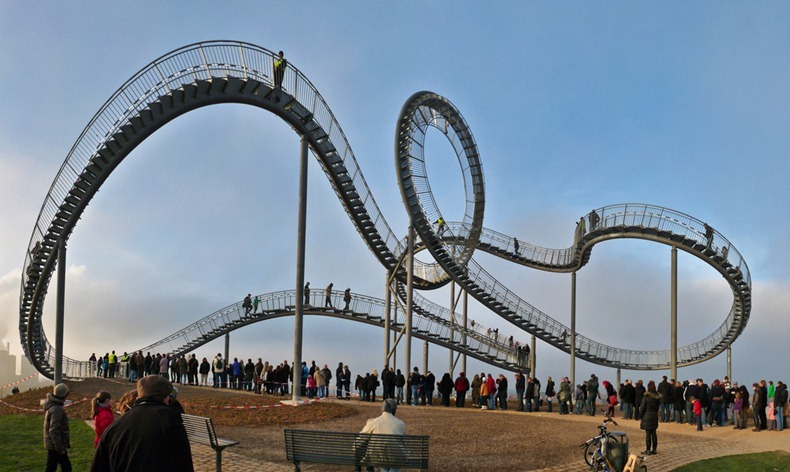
[1,3,788,388]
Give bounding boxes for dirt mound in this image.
[0,377,356,427]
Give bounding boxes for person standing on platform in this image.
[273,51,286,90]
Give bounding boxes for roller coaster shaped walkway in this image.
[20,41,751,380]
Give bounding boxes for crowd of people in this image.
[47,351,787,471]
[86,349,788,436]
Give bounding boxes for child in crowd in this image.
[732,392,744,430]
[692,396,703,431]
[575,385,586,415]
[306,373,316,398]
[90,391,115,448]
[767,400,777,431]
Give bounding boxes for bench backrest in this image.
[284,429,429,469]
[182,413,218,448]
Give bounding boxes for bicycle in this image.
[581,412,647,471]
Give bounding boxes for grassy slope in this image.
[0,415,96,472]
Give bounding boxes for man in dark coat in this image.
[335,362,346,399]
[381,366,394,400]
[657,376,673,422]
[525,377,535,412]
[640,380,661,455]
[587,375,599,416]
[91,375,193,471]
[752,382,765,431]
[44,383,71,472]
[424,371,436,405]
[622,380,636,419]
[634,380,646,420]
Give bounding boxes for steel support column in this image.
[291,136,309,403]
[224,333,229,366]
[384,270,392,367]
[570,271,576,389]
[423,339,429,375]
[449,282,455,375]
[671,246,678,381]
[54,238,66,384]
[727,346,732,381]
[462,290,468,375]
[405,226,414,376]
[531,335,536,379]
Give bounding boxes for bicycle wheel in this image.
[584,442,598,467]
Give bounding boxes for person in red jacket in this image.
[91,391,115,448]
[487,374,497,410]
[454,372,470,407]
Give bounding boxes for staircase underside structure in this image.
[20,41,751,379]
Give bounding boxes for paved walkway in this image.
[533,413,790,472]
[191,443,290,472]
[189,408,790,471]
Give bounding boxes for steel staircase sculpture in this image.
[136,289,526,373]
[20,41,750,379]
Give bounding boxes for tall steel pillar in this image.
[570,271,576,389]
[531,335,537,379]
[727,346,732,381]
[392,302,398,372]
[462,290,468,374]
[405,225,414,376]
[224,333,229,365]
[616,368,621,391]
[423,340,429,374]
[54,238,66,384]
[670,246,678,381]
[384,270,392,367]
[449,282,455,375]
[291,136,309,403]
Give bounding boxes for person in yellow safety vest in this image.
[435,217,446,237]
[273,51,286,90]
[108,351,118,378]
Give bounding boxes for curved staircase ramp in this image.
[135,289,527,373]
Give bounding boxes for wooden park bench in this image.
[182,413,239,472]
[284,428,429,471]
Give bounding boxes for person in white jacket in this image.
[359,399,407,471]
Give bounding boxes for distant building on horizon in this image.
[0,342,42,397]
